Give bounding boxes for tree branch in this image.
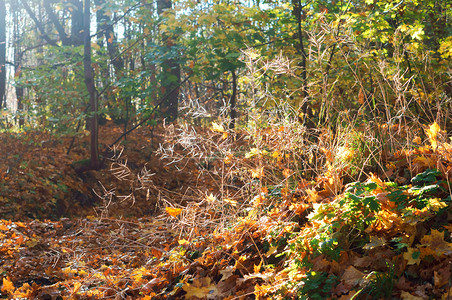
[19,0,58,46]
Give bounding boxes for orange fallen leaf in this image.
[1,277,15,294]
[165,207,183,217]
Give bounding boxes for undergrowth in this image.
[92,52,452,299]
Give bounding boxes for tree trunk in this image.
[292,0,313,127]
[157,0,180,122]
[0,0,6,109]
[229,70,237,129]
[95,0,132,127]
[70,0,84,46]
[83,0,100,171]
[12,1,24,126]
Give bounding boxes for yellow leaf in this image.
[182,277,219,299]
[251,167,264,179]
[265,245,278,257]
[1,277,15,294]
[403,248,421,265]
[165,207,183,217]
[254,260,262,273]
[206,193,216,203]
[426,122,440,149]
[211,122,225,133]
[245,147,259,158]
[178,239,189,245]
[427,198,448,212]
[224,154,233,164]
[73,281,81,294]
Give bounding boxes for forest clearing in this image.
[0,0,451,299]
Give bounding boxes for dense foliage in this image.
[0,0,451,299]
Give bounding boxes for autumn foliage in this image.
[0,119,450,299]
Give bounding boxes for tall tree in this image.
[12,0,24,126]
[0,0,6,109]
[83,0,100,170]
[157,0,180,122]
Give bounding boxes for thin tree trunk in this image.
[229,70,237,129]
[83,0,100,170]
[0,0,6,109]
[12,1,24,126]
[292,0,312,127]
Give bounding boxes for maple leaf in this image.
[1,277,15,294]
[403,248,421,265]
[420,229,452,256]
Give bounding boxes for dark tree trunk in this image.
[70,0,84,46]
[0,0,6,109]
[292,0,313,127]
[157,0,180,122]
[83,0,100,171]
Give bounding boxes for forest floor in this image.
[0,121,451,299]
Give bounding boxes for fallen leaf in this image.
[183,277,219,299]
[165,207,183,217]
[363,236,387,250]
[341,266,365,286]
[420,229,452,256]
[1,277,15,294]
[400,291,424,300]
[403,248,421,265]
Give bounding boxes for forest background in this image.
[0,0,451,299]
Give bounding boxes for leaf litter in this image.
[0,121,451,299]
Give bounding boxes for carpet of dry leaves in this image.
[0,122,451,299]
